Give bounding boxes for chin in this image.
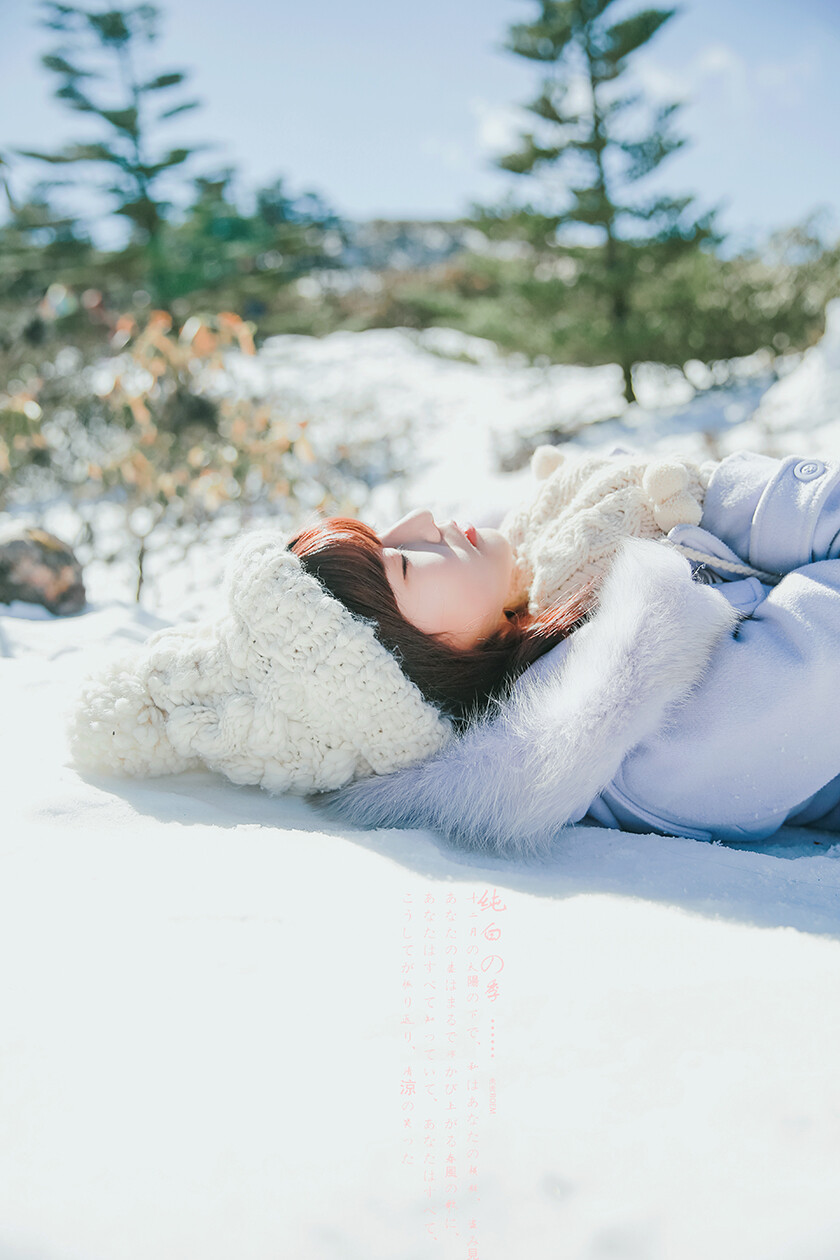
[478,525,508,551]
[480,526,513,568]
[478,527,515,600]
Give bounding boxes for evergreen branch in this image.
[158,100,200,121]
[135,147,196,180]
[505,8,575,62]
[584,0,624,19]
[41,4,81,33]
[525,89,581,127]
[100,107,140,137]
[65,142,133,167]
[622,194,713,240]
[15,148,77,165]
[142,71,186,91]
[18,142,133,172]
[602,91,643,118]
[497,134,570,175]
[41,53,96,77]
[113,195,162,232]
[564,184,615,227]
[86,9,133,47]
[619,131,685,181]
[603,8,676,65]
[54,82,96,112]
[630,193,693,217]
[615,101,684,179]
[0,154,19,215]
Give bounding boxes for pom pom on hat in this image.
[70,530,454,793]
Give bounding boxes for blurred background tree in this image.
[478,0,718,401]
[15,1,202,307]
[309,0,838,385]
[0,185,94,335]
[4,1,347,336]
[160,171,345,328]
[1,0,837,477]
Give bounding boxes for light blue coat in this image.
[586,451,840,841]
[322,451,840,854]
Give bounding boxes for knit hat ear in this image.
[531,445,566,481]
[642,461,704,531]
[70,529,454,794]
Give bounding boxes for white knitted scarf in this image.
[499,446,717,614]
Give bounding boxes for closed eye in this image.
[383,545,408,580]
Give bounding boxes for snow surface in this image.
[3,308,840,1260]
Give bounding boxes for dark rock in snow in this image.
[0,527,86,615]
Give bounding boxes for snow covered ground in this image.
[3,307,840,1260]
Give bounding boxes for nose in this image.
[380,509,442,547]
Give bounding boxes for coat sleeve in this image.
[701,451,840,574]
[606,557,840,841]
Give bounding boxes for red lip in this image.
[462,523,479,548]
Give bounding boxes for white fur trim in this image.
[318,539,740,859]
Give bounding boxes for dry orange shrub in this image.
[1,308,361,598]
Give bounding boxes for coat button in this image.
[793,460,825,482]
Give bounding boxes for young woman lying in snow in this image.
[71,447,840,858]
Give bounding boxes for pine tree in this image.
[495,0,717,400]
[159,171,344,318]
[0,192,94,309]
[17,2,202,305]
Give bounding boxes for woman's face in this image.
[378,509,514,649]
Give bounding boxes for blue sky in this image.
[1,0,838,249]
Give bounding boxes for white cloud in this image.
[632,40,822,119]
[469,98,530,156]
[420,136,470,171]
[753,49,816,107]
[694,43,747,78]
[626,58,691,104]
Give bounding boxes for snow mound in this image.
[4,315,840,1258]
[749,297,840,454]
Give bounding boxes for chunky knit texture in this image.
[71,449,718,794]
[499,446,716,614]
[70,530,453,792]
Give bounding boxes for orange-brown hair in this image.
[287,518,593,728]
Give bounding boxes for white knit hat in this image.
[69,530,453,793]
[500,446,716,615]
